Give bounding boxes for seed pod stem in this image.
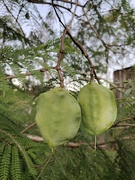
[94,135,97,151]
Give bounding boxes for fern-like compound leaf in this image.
[0,145,11,180]
[11,147,21,180]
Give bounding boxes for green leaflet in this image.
[77,82,117,135]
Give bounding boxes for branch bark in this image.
[27,0,84,8]
[55,29,67,88]
[52,2,100,83]
[23,131,135,148]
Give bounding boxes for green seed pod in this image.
[35,87,81,148]
[77,82,117,135]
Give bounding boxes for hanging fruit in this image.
[77,82,117,135]
[35,87,81,148]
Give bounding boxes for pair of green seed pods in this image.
[35,82,117,148]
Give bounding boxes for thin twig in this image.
[0,67,53,81]
[27,0,84,8]
[112,118,135,128]
[27,0,82,16]
[2,0,26,37]
[82,5,110,50]
[55,29,68,88]
[52,3,100,83]
[68,0,78,30]
[115,124,135,127]
[36,148,56,180]
[23,134,44,141]
[21,122,36,134]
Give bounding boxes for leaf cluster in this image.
[0,80,135,179]
[0,0,135,179]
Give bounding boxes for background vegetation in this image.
[0,0,135,179]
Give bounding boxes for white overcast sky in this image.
[33,0,135,67]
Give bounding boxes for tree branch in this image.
[55,29,67,88]
[23,133,135,148]
[82,5,110,50]
[27,0,83,16]
[68,0,78,30]
[52,2,100,83]
[0,67,56,81]
[27,0,84,8]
